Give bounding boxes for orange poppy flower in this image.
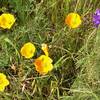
[65,13,82,28]
[34,55,53,75]
[20,42,36,59]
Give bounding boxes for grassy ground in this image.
[0,0,100,100]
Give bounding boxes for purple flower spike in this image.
[93,9,100,28]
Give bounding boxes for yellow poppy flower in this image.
[0,13,15,29]
[41,43,49,56]
[34,55,53,75]
[0,73,9,92]
[20,42,36,59]
[65,13,82,28]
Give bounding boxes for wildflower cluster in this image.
[65,9,100,28]
[20,43,53,75]
[0,13,15,92]
[0,8,100,92]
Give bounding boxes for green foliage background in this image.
[0,0,100,100]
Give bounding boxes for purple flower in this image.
[93,9,100,27]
